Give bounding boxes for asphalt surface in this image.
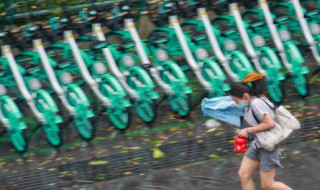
[78,141,320,190]
[1,14,320,189]
[0,70,320,189]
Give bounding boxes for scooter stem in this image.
[292,0,315,44]
[124,19,150,65]
[198,8,239,81]
[92,24,140,100]
[102,48,140,100]
[230,4,256,58]
[259,0,292,72]
[2,45,45,122]
[92,24,124,80]
[2,46,33,102]
[34,39,64,96]
[92,23,107,41]
[198,8,227,63]
[291,0,320,64]
[33,39,76,115]
[259,0,284,50]
[169,15,213,91]
[124,19,173,94]
[0,104,10,128]
[64,31,111,107]
[229,3,265,74]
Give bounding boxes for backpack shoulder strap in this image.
[251,107,260,124]
[250,96,274,124]
[258,97,275,111]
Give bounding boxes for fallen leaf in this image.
[123,171,133,175]
[292,150,301,154]
[39,160,52,166]
[89,160,109,165]
[209,154,220,159]
[207,128,218,133]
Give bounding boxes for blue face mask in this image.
[237,102,248,109]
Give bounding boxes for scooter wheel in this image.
[107,107,132,131]
[10,130,28,153]
[74,116,95,140]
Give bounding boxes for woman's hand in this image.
[239,115,274,136]
[238,128,249,138]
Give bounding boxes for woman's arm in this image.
[238,114,274,137]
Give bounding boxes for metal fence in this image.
[0,0,143,19]
[0,117,319,190]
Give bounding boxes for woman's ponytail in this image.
[250,78,265,96]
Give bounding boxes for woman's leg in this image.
[260,168,293,190]
[238,156,260,190]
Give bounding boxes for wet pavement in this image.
[1,58,320,189]
[74,140,320,190]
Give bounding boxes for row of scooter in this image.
[0,0,319,152]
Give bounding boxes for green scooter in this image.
[12,0,97,140]
[213,3,285,102]
[77,3,161,123]
[0,56,28,152]
[95,3,193,117]
[180,0,255,82]
[15,38,96,140]
[45,4,133,130]
[242,0,310,97]
[148,0,230,98]
[47,31,132,131]
[1,45,63,147]
[93,4,161,122]
[0,4,28,152]
[272,0,320,65]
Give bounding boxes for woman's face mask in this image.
[231,94,249,109]
[237,101,248,109]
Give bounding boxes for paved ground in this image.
[1,17,320,188]
[82,140,320,190]
[0,72,320,189]
[1,5,320,189]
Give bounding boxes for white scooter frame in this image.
[230,3,268,76]
[169,15,213,91]
[124,18,174,95]
[33,39,76,115]
[291,0,320,65]
[1,45,46,123]
[259,0,293,72]
[197,7,240,81]
[63,31,112,107]
[91,23,140,100]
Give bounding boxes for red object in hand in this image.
[234,136,247,153]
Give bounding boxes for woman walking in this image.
[229,72,293,190]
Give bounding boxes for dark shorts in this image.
[245,142,283,172]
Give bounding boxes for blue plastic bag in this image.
[202,96,244,127]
